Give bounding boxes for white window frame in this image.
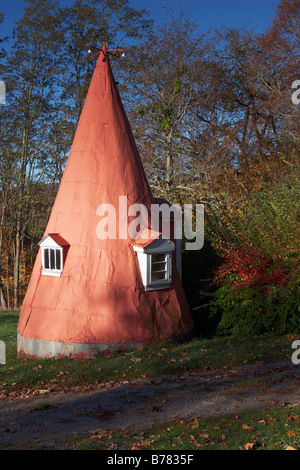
[149,252,172,289]
[38,235,66,277]
[41,246,63,277]
[133,236,175,291]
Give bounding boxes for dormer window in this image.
[38,234,69,277]
[133,235,175,291]
[43,247,62,273]
[150,253,171,284]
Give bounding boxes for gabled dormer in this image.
[133,234,175,291]
[38,234,69,277]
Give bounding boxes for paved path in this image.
[0,361,299,449]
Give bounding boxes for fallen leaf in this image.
[287,430,298,437]
[244,442,254,450]
[242,424,252,430]
[130,357,142,363]
[129,444,141,450]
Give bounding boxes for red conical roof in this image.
[17,44,194,358]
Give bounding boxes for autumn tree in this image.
[1,0,65,307]
[0,12,9,307]
[202,2,300,336]
[258,0,300,153]
[0,0,153,307]
[123,13,217,203]
[58,0,153,134]
[0,11,7,65]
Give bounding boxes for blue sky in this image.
[1,0,280,39]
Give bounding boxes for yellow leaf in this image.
[242,424,252,430]
[244,442,254,450]
[287,430,298,437]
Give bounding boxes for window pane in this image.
[152,262,166,273]
[152,254,166,263]
[56,249,61,270]
[151,271,167,281]
[151,253,168,283]
[44,249,49,269]
[50,249,55,269]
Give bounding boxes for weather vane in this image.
[88,44,125,60]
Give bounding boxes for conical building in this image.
[17,44,194,358]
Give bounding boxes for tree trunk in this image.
[0,286,7,309]
[0,190,7,309]
[13,123,29,309]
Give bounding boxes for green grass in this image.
[75,405,300,450]
[0,311,293,398]
[1,311,299,450]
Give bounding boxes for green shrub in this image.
[206,164,300,336]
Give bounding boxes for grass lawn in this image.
[1,310,299,451]
[76,406,300,450]
[0,311,294,397]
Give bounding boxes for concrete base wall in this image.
[17,332,143,359]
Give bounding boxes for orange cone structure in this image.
[17,44,194,358]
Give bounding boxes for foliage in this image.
[0,0,152,308]
[207,163,300,336]
[0,0,299,323]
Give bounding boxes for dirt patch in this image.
[0,361,299,449]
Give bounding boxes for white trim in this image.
[41,269,62,278]
[41,246,63,277]
[135,250,172,291]
[133,235,175,254]
[39,234,61,248]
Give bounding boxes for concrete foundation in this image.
[17,332,143,359]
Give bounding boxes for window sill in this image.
[145,282,172,291]
[41,269,62,277]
